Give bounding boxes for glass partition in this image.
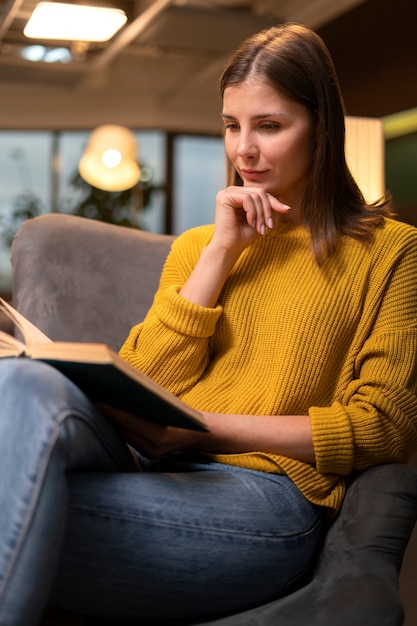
[0,131,53,293]
[0,129,224,296]
[172,135,225,235]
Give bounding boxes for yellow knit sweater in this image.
[120,219,417,513]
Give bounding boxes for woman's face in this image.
[222,78,316,214]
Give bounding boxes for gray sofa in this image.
[10,213,417,626]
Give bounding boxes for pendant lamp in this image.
[78,125,140,192]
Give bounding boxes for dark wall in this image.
[318,0,417,226]
[386,132,417,226]
[317,0,417,118]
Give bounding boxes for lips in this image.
[240,169,267,182]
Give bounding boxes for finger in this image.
[259,191,275,232]
[241,192,258,230]
[242,191,268,234]
[110,422,145,450]
[242,190,275,234]
[267,193,292,215]
[114,421,164,458]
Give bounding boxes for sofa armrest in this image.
[197,464,417,626]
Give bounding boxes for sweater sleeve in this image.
[119,227,223,397]
[311,227,417,475]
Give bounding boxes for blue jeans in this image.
[0,359,326,625]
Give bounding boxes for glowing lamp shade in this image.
[345,116,385,203]
[23,3,127,43]
[79,125,140,192]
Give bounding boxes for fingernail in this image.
[268,218,274,229]
[282,204,291,210]
[261,224,266,235]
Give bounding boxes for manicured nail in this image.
[282,204,291,210]
[268,218,274,229]
[261,224,266,235]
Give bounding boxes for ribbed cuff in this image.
[310,403,355,475]
[156,285,222,338]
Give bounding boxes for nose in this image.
[236,130,259,159]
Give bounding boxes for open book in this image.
[0,298,207,432]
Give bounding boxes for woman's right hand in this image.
[179,186,290,308]
[211,186,290,255]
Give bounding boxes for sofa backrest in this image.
[11,214,175,351]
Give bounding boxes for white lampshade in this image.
[79,125,140,192]
[345,116,385,202]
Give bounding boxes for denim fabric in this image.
[0,359,326,625]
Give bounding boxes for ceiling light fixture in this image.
[23,2,127,43]
[21,45,72,63]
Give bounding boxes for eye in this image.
[224,122,239,131]
[259,122,281,131]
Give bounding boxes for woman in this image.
[1,23,417,625]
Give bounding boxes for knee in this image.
[0,359,98,451]
[0,358,86,418]
[0,358,60,392]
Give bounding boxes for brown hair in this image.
[219,23,393,264]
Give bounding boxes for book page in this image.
[0,298,52,346]
[28,341,113,362]
[0,329,26,354]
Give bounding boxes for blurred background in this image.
[0,0,416,297]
